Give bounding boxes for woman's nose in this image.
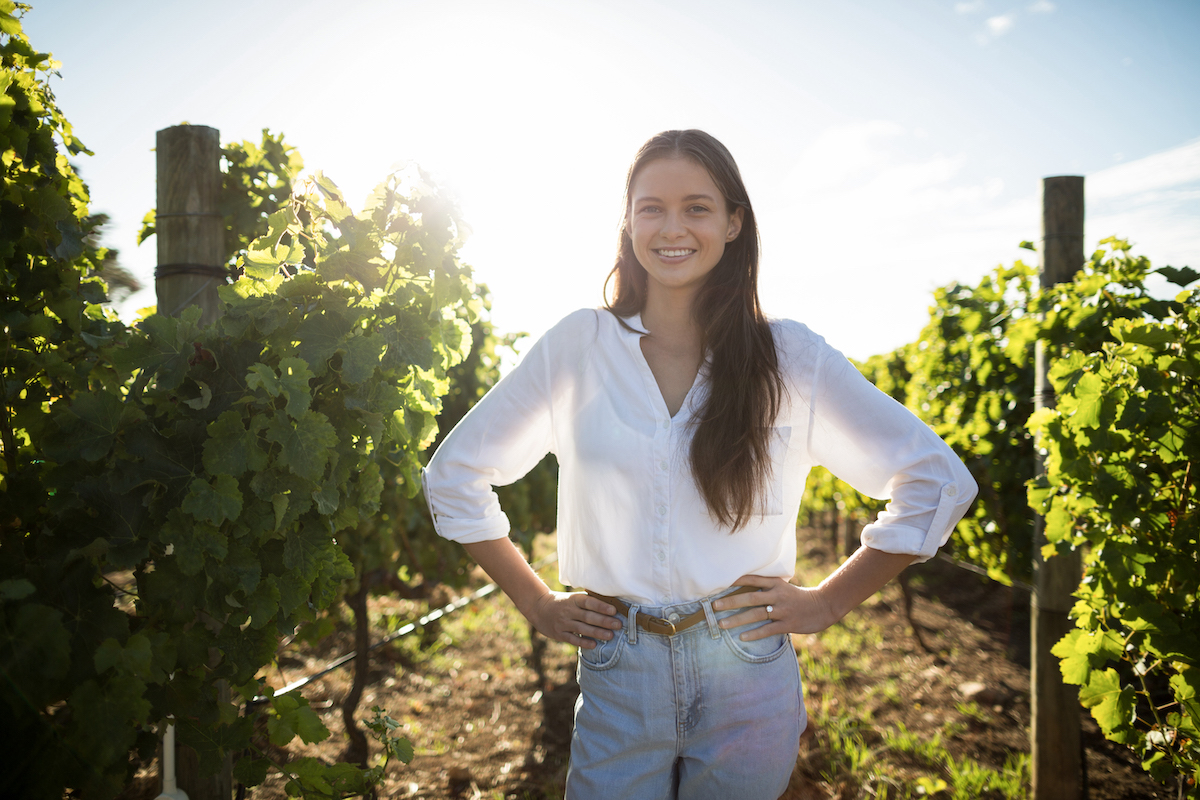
[660,212,686,239]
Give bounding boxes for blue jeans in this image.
[566,590,806,800]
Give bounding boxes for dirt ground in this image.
[124,531,1172,799]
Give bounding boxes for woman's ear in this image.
[726,207,744,242]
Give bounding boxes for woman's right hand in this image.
[527,591,623,649]
[460,539,623,649]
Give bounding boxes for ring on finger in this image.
[765,604,774,620]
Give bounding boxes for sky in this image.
[21,0,1200,362]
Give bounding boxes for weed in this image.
[955,700,992,724]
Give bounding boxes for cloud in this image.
[986,14,1015,35]
[1089,138,1200,200]
[761,129,1200,360]
[955,0,985,12]
[762,121,1029,358]
[1028,0,1055,12]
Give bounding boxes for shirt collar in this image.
[619,311,650,337]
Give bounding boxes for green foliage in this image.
[902,259,1037,585]
[350,287,558,593]
[0,24,478,788]
[1028,241,1199,790]
[0,6,145,795]
[801,237,1198,790]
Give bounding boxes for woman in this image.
[423,130,977,799]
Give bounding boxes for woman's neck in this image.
[640,288,702,350]
[638,288,705,417]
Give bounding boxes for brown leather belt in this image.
[585,586,760,636]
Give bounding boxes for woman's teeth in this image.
[657,249,694,257]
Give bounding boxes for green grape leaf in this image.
[246,576,281,629]
[233,756,271,787]
[268,694,330,746]
[221,543,263,596]
[1155,265,1199,287]
[2,604,71,706]
[1052,629,1092,685]
[278,357,314,418]
[0,578,36,601]
[1065,372,1104,428]
[1112,321,1174,348]
[294,312,346,375]
[383,313,434,371]
[283,519,328,581]
[182,474,244,526]
[311,482,340,515]
[203,410,268,477]
[93,634,154,680]
[246,362,282,397]
[65,676,149,769]
[1079,668,1135,734]
[184,380,213,410]
[47,391,127,462]
[162,510,229,575]
[339,333,384,385]
[267,410,337,483]
[272,493,289,530]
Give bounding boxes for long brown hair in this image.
[604,130,784,531]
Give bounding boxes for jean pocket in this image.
[578,629,627,671]
[721,626,793,664]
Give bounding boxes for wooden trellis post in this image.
[1031,175,1085,800]
[155,123,232,800]
[155,124,224,326]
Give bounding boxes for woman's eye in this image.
[637,205,660,214]
[688,205,710,214]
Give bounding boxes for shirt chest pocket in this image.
[761,426,791,517]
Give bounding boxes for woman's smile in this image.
[654,247,697,261]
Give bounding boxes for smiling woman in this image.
[421,129,979,799]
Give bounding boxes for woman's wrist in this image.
[806,582,846,629]
[816,546,917,622]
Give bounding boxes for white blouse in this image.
[423,308,978,606]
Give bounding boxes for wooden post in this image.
[155,124,224,326]
[156,124,232,800]
[1031,175,1085,800]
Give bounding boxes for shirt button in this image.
[657,552,665,562]
[662,420,670,430]
[661,595,670,604]
[946,486,957,497]
[657,505,667,516]
[659,460,668,471]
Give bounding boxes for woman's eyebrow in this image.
[633,194,717,204]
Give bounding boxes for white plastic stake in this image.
[154,719,190,800]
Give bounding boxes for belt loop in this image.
[701,597,721,640]
[626,603,640,646]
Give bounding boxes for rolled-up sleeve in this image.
[421,325,558,544]
[807,350,978,562]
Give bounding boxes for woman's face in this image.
[626,157,743,300]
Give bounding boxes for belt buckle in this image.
[650,616,677,635]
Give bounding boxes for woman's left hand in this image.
[710,575,839,640]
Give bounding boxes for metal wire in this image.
[252,552,559,703]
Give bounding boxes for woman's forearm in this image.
[462,537,552,621]
[817,546,916,621]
